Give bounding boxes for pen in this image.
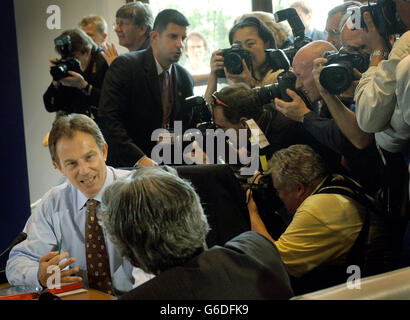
[58,236,63,255]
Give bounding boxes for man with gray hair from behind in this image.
[101,166,294,300]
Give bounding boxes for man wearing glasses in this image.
[101,2,153,66]
[325,1,362,50]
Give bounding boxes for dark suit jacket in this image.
[120,232,294,300]
[98,47,194,167]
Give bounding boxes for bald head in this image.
[293,41,337,103]
[294,40,337,67]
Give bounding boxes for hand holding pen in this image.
[37,236,82,288]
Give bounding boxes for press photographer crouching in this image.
[43,28,108,119]
[247,144,399,295]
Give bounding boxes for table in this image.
[0,282,116,300]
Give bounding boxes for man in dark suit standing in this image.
[98,9,194,168]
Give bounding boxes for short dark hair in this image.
[153,9,189,34]
[213,83,261,124]
[55,28,97,55]
[229,16,276,49]
[48,113,106,165]
[116,2,153,36]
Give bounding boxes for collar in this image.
[76,166,114,210]
[154,57,172,77]
[310,176,329,196]
[138,37,151,51]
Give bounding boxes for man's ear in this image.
[139,24,148,36]
[53,161,64,175]
[295,181,306,198]
[102,142,108,162]
[150,30,158,42]
[102,32,108,41]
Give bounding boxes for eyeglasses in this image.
[211,92,231,109]
[112,20,132,30]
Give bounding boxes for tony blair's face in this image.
[55,131,108,199]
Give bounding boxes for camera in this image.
[274,7,312,64]
[265,48,291,72]
[319,47,370,95]
[252,48,299,105]
[185,95,212,125]
[359,0,407,40]
[50,35,82,82]
[215,43,254,78]
[236,173,287,240]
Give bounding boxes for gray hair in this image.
[101,166,210,274]
[116,1,153,36]
[48,113,106,165]
[268,144,327,190]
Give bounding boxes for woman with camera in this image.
[205,17,282,106]
[43,28,108,120]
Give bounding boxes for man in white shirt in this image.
[6,114,152,295]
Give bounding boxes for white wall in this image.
[13,0,125,203]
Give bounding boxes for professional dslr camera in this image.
[319,47,369,95]
[215,43,254,78]
[252,49,309,105]
[274,7,312,64]
[236,172,288,240]
[185,95,213,126]
[50,35,82,81]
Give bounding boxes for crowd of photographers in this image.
[38,0,410,297]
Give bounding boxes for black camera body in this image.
[252,47,298,105]
[50,35,82,81]
[359,0,407,40]
[253,71,297,105]
[319,47,370,95]
[237,173,287,240]
[185,95,212,125]
[216,43,254,78]
[265,48,291,72]
[274,7,312,64]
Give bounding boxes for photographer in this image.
[274,40,383,194]
[205,16,281,106]
[247,144,397,294]
[354,0,410,167]
[353,0,410,265]
[211,83,339,170]
[43,28,108,119]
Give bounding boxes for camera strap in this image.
[246,119,270,149]
[246,119,271,172]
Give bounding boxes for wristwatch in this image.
[370,51,389,59]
